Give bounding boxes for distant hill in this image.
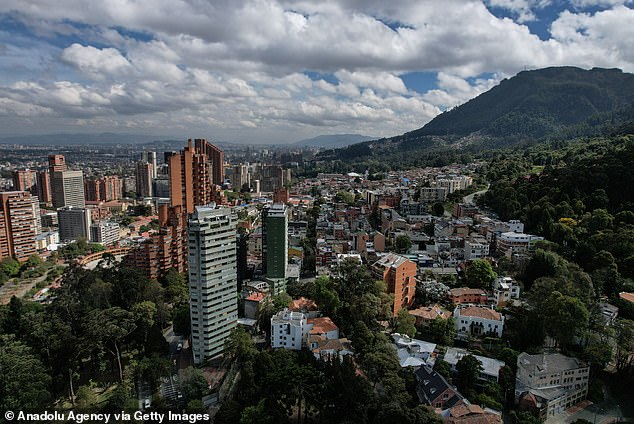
[0,132,165,146]
[414,66,634,138]
[293,134,375,148]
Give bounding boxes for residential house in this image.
[450,288,489,305]
[492,276,521,306]
[444,403,503,424]
[392,333,437,368]
[415,366,466,410]
[270,309,307,350]
[409,304,450,327]
[454,305,505,339]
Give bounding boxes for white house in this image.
[492,276,521,306]
[271,309,307,350]
[392,333,437,368]
[454,305,505,339]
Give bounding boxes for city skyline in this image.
[1,1,634,144]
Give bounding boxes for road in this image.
[156,327,189,409]
[463,185,489,206]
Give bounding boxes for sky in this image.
[1,0,634,144]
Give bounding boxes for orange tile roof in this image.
[409,304,447,320]
[246,292,264,302]
[459,306,502,321]
[450,288,487,297]
[290,297,318,311]
[307,317,338,334]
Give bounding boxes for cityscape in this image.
[1,2,634,424]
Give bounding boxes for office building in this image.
[262,203,288,293]
[188,205,238,364]
[90,221,120,246]
[142,151,158,178]
[58,207,91,241]
[0,191,40,261]
[52,170,86,208]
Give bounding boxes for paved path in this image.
[463,185,489,205]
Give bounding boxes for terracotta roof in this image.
[459,306,502,321]
[290,297,318,311]
[450,288,487,297]
[619,292,634,303]
[409,304,447,320]
[446,413,502,424]
[449,404,485,418]
[246,292,264,302]
[307,317,338,334]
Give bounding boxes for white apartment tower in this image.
[188,205,238,364]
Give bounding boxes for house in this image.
[450,288,489,305]
[454,305,504,339]
[443,348,505,383]
[598,302,618,325]
[492,276,521,306]
[409,304,450,327]
[464,237,490,261]
[289,297,320,318]
[270,309,307,350]
[444,403,503,424]
[307,316,339,340]
[373,253,417,316]
[308,335,353,361]
[415,366,466,410]
[496,232,543,256]
[244,291,265,320]
[515,352,589,421]
[392,333,437,368]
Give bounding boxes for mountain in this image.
[293,134,375,148]
[414,66,634,138]
[0,132,166,146]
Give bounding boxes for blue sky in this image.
[0,0,633,143]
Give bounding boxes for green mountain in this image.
[315,67,634,171]
[414,66,634,138]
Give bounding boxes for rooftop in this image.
[457,306,502,321]
[444,348,505,378]
[307,317,338,334]
[517,352,587,375]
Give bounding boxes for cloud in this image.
[0,0,633,142]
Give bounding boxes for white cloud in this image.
[0,0,633,142]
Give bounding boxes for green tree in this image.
[0,257,20,277]
[456,354,483,395]
[433,359,451,378]
[179,367,209,401]
[172,303,191,336]
[225,327,257,364]
[466,259,497,289]
[431,202,445,217]
[313,276,340,316]
[542,291,589,348]
[0,334,52,410]
[395,308,416,338]
[395,235,413,253]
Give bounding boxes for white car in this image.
[143,398,151,409]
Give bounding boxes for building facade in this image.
[0,191,40,261]
[373,253,417,316]
[90,221,120,246]
[454,305,505,338]
[188,205,238,364]
[52,170,86,208]
[57,207,92,241]
[262,203,289,282]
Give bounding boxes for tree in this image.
[433,359,451,378]
[456,354,483,395]
[313,276,340,316]
[614,319,634,373]
[0,334,51,410]
[432,202,445,217]
[466,260,497,289]
[395,235,412,253]
[0,257,20,277]
[25,254,43,268]
[395,308,416,338]
[179,367,209,401]
[172,303,191,336]
[225,327,257,364]
[542,291,589,348]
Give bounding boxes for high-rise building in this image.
[188,205,238,364]
[0,191,40,261]
[36,170,52,204]
[52,170,85,208]
[167,139,223,213]
[48,154,67,174]
[136,161,154,198]
[12,170,37,193]
[262,203,288,293]
[142,151,158,178]
[57,207,92,241]
[85,176,123,202]
[232,164,250,190]
[124,204,188,279]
